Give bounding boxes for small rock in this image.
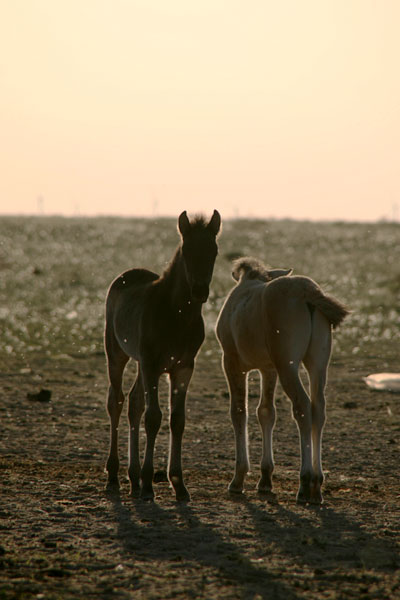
[42,567,70,578]
[27,389,52,402]
[343,401,357,409]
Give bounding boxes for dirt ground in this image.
[1,343,399,600]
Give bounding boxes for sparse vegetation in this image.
[1,217,399,364]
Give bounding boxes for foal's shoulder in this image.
[109,268,159,292]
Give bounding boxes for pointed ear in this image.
[266,268,293,280]
[207,210,221,236]
[178,211,191,236]
[231,269,240,281]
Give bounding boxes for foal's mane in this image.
[184,214,210,231]
[232,257,271,282]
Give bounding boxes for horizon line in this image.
[0,211,398,224]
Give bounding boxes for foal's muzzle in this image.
[192,282,210,303]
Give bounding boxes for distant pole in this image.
[37,195,44,214]
[152,197,159,216]
[392,202,399,222]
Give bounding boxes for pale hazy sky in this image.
[1,1,400,221]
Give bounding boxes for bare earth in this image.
[1,348,399,600]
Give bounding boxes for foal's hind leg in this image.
[128,368,145,497]
[257,368,278,493]
[105,338,129,490]
[303,314,332,504]
[278,363,313,504]
[223,354,249,494]
[307,368,326,504]
[168,364,193,501]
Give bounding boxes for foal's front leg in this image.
[223,355,249,494]
[168,364,193,501]
[141,368,162,500]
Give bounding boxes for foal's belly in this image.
[233,326,273,371]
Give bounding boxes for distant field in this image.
[1,216,399,367]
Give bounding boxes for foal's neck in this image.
[163,247,201,317]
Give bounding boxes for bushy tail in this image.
[307,286,350,329]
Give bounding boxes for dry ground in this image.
[1,348,399,600]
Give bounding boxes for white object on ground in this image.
[364,373,400,392]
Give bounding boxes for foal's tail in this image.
[306,283,350,329]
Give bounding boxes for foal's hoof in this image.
[170,475,191,502]
[140,486,155,502]
[309,495,323,505]
[297,473,324,505]
[296,487,323,505]
[228,482,244,495]
[153,469,169,483]
[105,478,120,494]
[257,480,273,495]
[130,484,141,499]
[309,489,323,505]
[175,488,191,503]
[296,492,308,505]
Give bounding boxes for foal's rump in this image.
[264,275,348,328]
[263,275,348,366]
[105,268,159,359]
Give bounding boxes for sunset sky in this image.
[1,1,399,221]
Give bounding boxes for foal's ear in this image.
[232,270,240,281]
[207,209,221,236]
[178,211,191,236]
[267,268,293,280]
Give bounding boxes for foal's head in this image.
[178,210,221,303]
[232,257,292,283]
